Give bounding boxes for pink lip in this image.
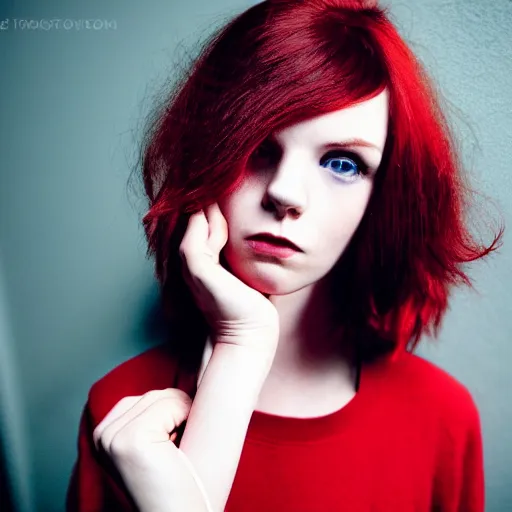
[247,232,302,250]
[245,233,303,258]
[246,239,299,258]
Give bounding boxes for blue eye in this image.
[320,151,368,181]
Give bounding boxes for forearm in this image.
[128,455,213,512]
[178,340,275,512]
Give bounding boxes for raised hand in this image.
[179,203,279,355]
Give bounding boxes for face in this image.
[218,89,389,296]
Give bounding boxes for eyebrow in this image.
[269,134,382,155]
[321,138,382,154]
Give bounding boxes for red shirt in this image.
[66,344,484,511]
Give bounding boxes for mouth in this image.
[246,233,303,252]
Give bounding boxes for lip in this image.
[246,232,303,251]
[245,232,303,258]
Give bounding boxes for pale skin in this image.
[93,89,389,511]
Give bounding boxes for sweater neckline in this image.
[245,353,388,444]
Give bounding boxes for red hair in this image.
[135,0,503,363]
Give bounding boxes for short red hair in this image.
[136,0,503,363]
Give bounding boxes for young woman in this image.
[66,1,503,510]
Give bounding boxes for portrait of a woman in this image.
[65,1,505,510]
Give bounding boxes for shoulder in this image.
[391,354,485,508]
[86,344,197,428]
[376,351,482,430]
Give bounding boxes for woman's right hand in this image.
[179,202,279,356]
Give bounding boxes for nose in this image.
[261,156,308,220]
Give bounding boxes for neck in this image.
[266,275,355,381]
[253,276,358,417]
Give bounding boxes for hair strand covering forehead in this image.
[135,0,505,364]
[268,0,380,7]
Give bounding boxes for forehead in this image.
[273,89,389,150]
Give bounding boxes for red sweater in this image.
[66,344,485,511]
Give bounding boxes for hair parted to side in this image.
[136,0,504,363]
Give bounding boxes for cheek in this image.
[217,195,241,231]
[317,189,372,244]
[218,183,260,231]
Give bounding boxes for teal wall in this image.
[0,0,510,510]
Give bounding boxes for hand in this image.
[93,389,213,512]
[179,203,279,356]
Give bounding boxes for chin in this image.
[223,254,310,296]
[241,273,298,296]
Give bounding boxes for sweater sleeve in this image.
[458,405,485,512]
[65,400,137,512]
[433,391,485,512]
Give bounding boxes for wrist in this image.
[211,328,278,362]
[211,337,277,382]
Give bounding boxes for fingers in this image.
[110,396,187,455]
[179,210,209,293]
[93,396,140,451]
[204,203,228,256]
[179,203,229,310]
[179,203,227,270]
[180,210,210,262]
[93,388,192,456]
